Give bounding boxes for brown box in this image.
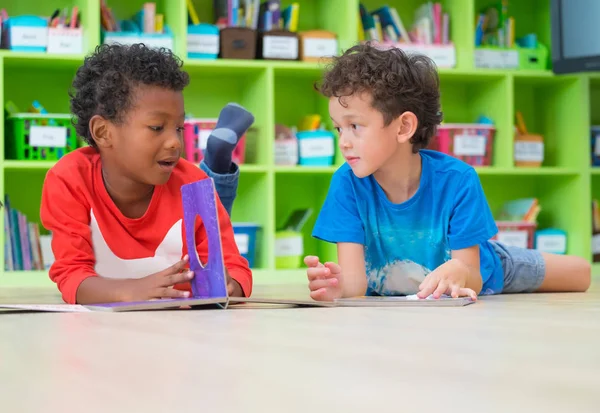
[220,27,256,59]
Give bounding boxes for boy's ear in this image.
[89,115,113,148]
[395,111,418,144]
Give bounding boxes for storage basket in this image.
[6,113,78,160]
[428,123,495,166]
[493,221,537,250]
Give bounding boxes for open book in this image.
[0,179,475,313]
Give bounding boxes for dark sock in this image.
[203,103,255,174]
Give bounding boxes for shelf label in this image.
[11,26,48,47]
[187,34,219,55]
[395,44,456,68]
[29,126,67,148]
[497,230,529,249]
[593,235,600,255]
[595,137,600,156]
[475,49,519,68]
[234,233,249,254]
[299,138,334,158]
[515,141,544,162]
[453,135,486,156]
[274,140,298,165]
[47,30,83,54]
[303,38,338,58]
[536,235,566,253]
[197,129,212,150]
[263,36,298,59]
[275,235,303,257]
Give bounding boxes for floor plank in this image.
[0,284,599,413]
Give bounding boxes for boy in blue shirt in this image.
[305,43,591,301]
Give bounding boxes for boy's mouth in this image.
[157,157,178,171]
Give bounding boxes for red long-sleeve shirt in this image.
[40,147,252,304]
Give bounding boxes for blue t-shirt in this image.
[312,149,503,296]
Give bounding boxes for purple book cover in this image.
[91,178,228,310]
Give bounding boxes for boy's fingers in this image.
[324,262,342,274]
[459,288,478,301]
[432,280,448,298]
[307,266,334,281]
[158,287,191,299]
[161,255,189,276]
[304,256,321,267]
[164,270,194,287]
[309,278,338,292]
[309,288,332,302]
[417,280,437,298]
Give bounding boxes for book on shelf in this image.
[359,2,449,45]
[3,195,53,271]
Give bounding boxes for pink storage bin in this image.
[428,123,495,166]
[183,119,246,164]
[493,221,537,250]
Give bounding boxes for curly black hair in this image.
[69,43,190,148]
[315,42,443,153]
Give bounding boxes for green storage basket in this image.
[6,113,78,160]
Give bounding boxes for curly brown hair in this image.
[315,42,443,153]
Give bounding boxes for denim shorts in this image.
[489,240,546,293]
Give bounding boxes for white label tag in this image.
[275,236,303,257]
[299,138,334,158]
[303,38,337,58]
[595,136,600,156]
[47,31,83,54]
[142,37,173,50]
[29,126,67,148]
[263,36,298,59]
[397,44,456,68]
[197,129,212,150]
[515,141,544,162]
[234,233,249,254]
[593,235,600,255]
[187,34,219,55]
[453,135,486,156]
[105,35,139,46]
[535,235,566,253]
[475,49,519,68]
[498,230,529,249]
[11,26,48,47]
[274,140,298,165]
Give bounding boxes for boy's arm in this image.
[418,168,495,299]
[41,170,191,304]
[417,245,482,299]
[337,242,368,297]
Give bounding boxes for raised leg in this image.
[181,178,228,299]
[536,253,591,293]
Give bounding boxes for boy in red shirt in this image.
[40,44,252,304]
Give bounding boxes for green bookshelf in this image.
[0,0,599,289]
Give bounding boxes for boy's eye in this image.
[149,126,163,132]
[351,124,360,130]
[176,126,185,133]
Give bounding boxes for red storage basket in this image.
[493,221,537,249]
[428,123,495,166]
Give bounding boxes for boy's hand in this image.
[304,256,342,301]
[417,259,477,300]
[124,255,194,301]
[226,270,244,297]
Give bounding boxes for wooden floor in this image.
[1,283,599,413]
